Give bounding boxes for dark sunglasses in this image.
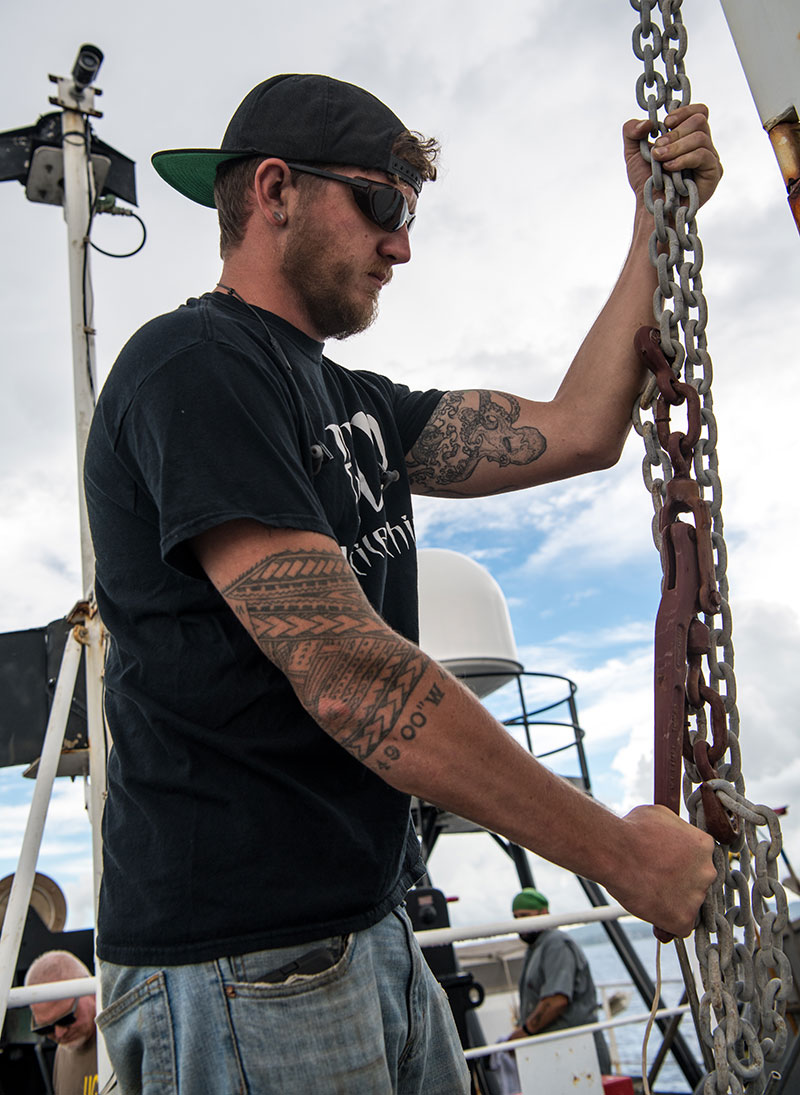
[286,163,415,234]
[31,1004,78,1038]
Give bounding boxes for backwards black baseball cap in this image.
[151,73,423,208]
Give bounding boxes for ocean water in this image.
[582,929,703,1093]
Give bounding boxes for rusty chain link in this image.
[629,3,791,1092]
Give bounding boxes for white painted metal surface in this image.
[7,977,97,1008]
[417,548,522,697]
[719,0,799,126]
[84,610,108,923]
[415,903,627,949]
[57,79,101,598]
[516,1031,603,1094]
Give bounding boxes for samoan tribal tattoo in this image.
[221,548,446,769]
[406,390,547,495]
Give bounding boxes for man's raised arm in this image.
[193,518,715,939]
[407,104,722,498]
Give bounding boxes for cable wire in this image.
[90,206,147,259]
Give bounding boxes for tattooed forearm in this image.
[372,675,449,771]
[221,548,444,767]
[407,390,546,496]
[302,638,427,760]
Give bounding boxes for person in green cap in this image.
[507,888,611,1075]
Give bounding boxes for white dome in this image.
[417,548,522,698]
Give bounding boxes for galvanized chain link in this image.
[629,3,791,1092]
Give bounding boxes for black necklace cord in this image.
[215,283,293,373]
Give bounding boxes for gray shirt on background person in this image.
[519,928,611,1073]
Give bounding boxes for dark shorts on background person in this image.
[97,906,469,1095]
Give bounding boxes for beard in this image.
[280,217,390,341]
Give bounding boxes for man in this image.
[508,888,611,1075]
[84,73,722,1093]
[26,951,98,1095]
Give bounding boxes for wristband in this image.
[522,1021,533,1035]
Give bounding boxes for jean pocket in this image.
[221,934,352,998]
[97,972,177,1094]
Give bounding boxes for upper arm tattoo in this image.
[406,390,546,495]
[221,547,444,769]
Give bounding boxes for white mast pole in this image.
[49,54,103,597]
[47,51,110,921]
[44,51,113,1088]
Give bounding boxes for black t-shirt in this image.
[84,293,443,965]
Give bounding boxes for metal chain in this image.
[629,3,791,1092]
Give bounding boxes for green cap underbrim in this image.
[151,149,255,208]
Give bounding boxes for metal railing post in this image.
[0,631,82,1032]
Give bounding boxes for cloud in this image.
[0,468,82,632]
[0,772,94,929]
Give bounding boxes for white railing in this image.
[7,977,97,1010]
[415,902,628,947]
[462,1005,690,1060]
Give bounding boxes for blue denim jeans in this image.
[97,906,469,1094]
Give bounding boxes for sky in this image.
[0,0,798,939]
